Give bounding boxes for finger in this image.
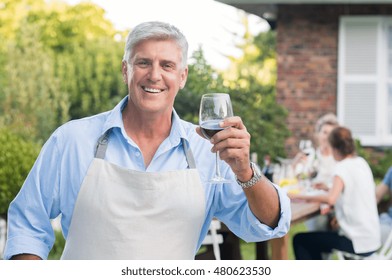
[211,134,250,153]
[221,116,246,130]
[218,146,250,174]
[211,126,250,145]
[215,138,250,158]
[219,146,249,163]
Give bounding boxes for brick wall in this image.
[276,4,392,156]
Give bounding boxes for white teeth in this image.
[144,87,162,93]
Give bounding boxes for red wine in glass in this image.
[200,120,223,139]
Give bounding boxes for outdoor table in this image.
[268,200,321,260]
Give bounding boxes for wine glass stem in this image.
[215,151,221,178]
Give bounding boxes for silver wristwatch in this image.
[236,162,263,189]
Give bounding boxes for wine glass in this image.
[199,93,234,183]
[298,139,316,191]
[299,139,312,155]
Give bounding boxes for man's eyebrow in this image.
[133,56,150,61]
[161,59,176,65]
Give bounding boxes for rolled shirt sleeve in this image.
[211,174,291,243]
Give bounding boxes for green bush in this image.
[355,139,392,180]
[0,128,40,217]
[371,149,392,180]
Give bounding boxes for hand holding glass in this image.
[199,93,234,183]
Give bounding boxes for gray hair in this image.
[315,113,339,133]
[122,21,188,69]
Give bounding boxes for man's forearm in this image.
[243,176,281,228]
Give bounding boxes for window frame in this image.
[338,16,391,147]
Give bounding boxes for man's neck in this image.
[121,104,173,167]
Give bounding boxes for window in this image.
[338,16,392,146]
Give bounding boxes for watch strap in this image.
[236,162,263,189]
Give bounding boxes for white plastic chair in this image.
[201,220,224,260]
[0,218,6,259]
[333,229,392,260]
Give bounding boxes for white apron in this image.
[61,129,206,260]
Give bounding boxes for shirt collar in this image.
[102,96,189,147]
[101,96,128,135]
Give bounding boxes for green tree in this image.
[0,128,40,218]
[0,0,45,42]
[0,22,69,143]
[175,47,227,123]
[0,0,125,136]
[55,38,125,119]
[25,1,116,52]
[176,27,289,163]
[0,0,46,93]
[23,1,124,119]
[223,24,289,162]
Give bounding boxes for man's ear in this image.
[122,61,128,83]
[179,67,188,89]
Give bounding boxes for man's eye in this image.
[137,61,149,67]
[163,63,174,69]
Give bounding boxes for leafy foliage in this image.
[54,38,125,120]
[373,149,392,179]
[223,28,289,162]
[355,139,392,180]
[0,0,125,143]
[175,47,227,123]
[0,128,40,216]
[24,1,117,52]
[0,22,69,143]
[177,29,290,163]
[0,0,46,42]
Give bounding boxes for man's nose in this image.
[148,64,162,82]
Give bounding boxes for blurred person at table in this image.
[291,126,381,259]
[292,114,338,185]
[3,21,290,260]
[306,113,339,231]
[376,166,392,243]
[311,113,339,190]
[291,113,339,231]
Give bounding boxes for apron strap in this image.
[181,138,196,169]
[95,129,112,159]
[95,129,196,169]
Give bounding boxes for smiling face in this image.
[122,39,188,117]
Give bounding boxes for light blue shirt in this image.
[382,167,392,191]
[382,167,392,217]
[4,96,290,260]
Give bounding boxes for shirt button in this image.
[135,151,141,157]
